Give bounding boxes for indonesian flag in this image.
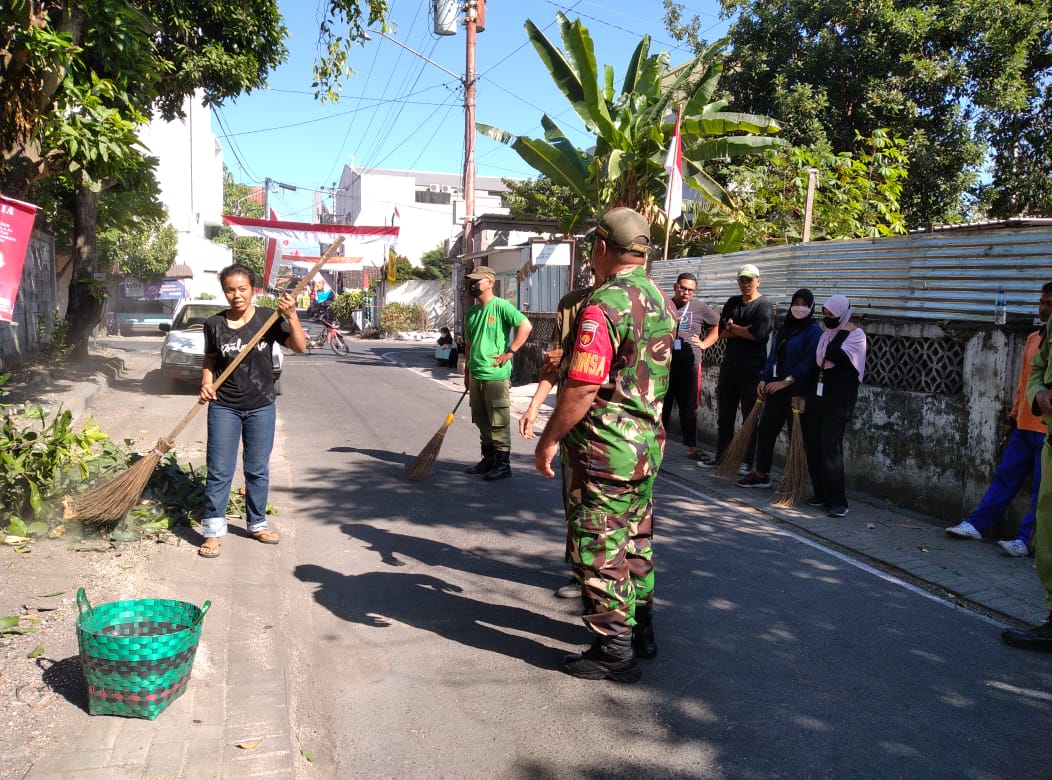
[663,108,683,222]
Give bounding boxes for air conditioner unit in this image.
[440,184,452,193]
[428,184,441,193]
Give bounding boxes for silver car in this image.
[159,301,284,393]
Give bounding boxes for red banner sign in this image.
[0,195,39,323]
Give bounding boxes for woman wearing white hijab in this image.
[802,294,867,517]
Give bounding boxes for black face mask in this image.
[469,282,483,298]
[823,316,841,329]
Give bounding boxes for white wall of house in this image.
[138,91,229,288]
[334,166,514,266]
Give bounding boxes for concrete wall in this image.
[0,230,57,371]
[676,319,1028,533]
[385,280,454,330]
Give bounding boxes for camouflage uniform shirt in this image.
[564,266,675,481]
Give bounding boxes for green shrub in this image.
[329,291,367,326]
[0,373,115,533]
[380,302,426,333]
[254,294,279,309]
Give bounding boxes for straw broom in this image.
[772,407,807,508]
[66,238,346,528]
[405,389,470,481]
[715,397,764,480]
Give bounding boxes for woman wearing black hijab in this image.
[737,289,823,488]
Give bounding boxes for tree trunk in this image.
[66,184,103,359]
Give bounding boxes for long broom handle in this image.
[157,237,347,448]
[442,389,469,426]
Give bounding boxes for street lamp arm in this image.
[366,29,463,82]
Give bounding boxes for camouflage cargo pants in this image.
[565,460,654,637]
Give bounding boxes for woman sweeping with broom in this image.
[197,264,307,558]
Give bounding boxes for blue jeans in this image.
[966,428,1043,543]
[201,402,276,538]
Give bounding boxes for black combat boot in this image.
[632,604,657,660]
[1002,613,1052,650]
[483,450,512,481]
[563,633,641,683]
[465,445,497,475]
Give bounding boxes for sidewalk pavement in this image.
[5,338,1047,778]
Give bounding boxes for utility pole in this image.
[462,1,479,257]
[802,167,818,243]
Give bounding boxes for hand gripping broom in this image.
[66,237,346,528]
[715,396,764,480]
[772,406,807,508]
[404,388,470,481]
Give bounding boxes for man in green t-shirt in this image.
[463,265,533,481]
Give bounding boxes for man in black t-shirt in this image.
[703,263,774,471]
[662,273,720,461]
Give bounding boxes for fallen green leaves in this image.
[0,615,38,635]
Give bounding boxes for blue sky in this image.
[212,0,727,223]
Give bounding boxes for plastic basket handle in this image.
[76,587,92,617]
[194,600,212,626]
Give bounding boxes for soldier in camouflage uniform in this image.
[535,208,675,683]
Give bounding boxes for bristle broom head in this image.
[772,408,808,508]
[715,398,764,480]
[404,423,451,482]
[67,450,163,529]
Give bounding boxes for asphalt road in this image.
[76,334,1049,778]
[264,340,1049,779]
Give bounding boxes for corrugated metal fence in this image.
[649,226,1052,322]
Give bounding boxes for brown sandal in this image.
[250,529,279,545]
[198,539,221,558]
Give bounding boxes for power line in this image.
[213,107,260,182]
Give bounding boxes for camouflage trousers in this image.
[467,375,511,452]
[565,459,655,637]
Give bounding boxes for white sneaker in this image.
[945,520,981,540]
[998,539,1029,557]
[738,463,753,476]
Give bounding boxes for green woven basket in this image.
[76,587,210,720]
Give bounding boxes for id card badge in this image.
[816,381,824,397]
[674,338,682,350]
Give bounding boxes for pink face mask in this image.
[790,305,811,320]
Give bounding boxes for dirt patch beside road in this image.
[0,531,171,778]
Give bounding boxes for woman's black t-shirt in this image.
[204,307,290,411]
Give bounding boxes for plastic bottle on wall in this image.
[995,288,1008,325]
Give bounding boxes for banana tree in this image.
[477,12,785,244]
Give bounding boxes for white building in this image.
[137,91,231,299]
[331,166,514,266]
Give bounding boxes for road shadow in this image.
[295,563,579,670]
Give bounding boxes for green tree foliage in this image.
[477,13,783,236]
[411,244,452,281]
[2,1,390,357]
[501,176,582,222]
[313,0,391,102]
[718,130,908,250]
[978,81,1052,218]
[100,218,178,280]
[684,0,1051,225]
[212,170,266,281]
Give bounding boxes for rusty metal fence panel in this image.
[650,226,1052,323]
